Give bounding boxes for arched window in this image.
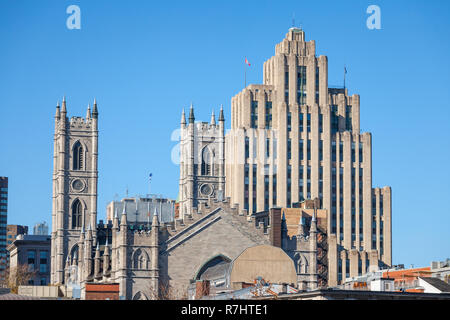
[201,147,212,176]
[73,141,84,170]
[72,199,82,229]
[133,249,149,270]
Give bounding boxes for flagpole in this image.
[344,65,347,89]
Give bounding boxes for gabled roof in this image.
[420,277,450,293]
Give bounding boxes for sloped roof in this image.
[0,293,42,300]
[420,277,450,293]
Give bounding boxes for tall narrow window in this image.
[299,112,304,132]
[73,141,83,170]
[251,101,258,128]
[265,102,272,128]
[72,199,82,229]
[297,66,307,105]
[201,147,212,175]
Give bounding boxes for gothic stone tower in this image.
[51,97,99,284]
[179,104,225,220]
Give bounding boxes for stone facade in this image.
[51,98,99,285]
[178,105,225,220]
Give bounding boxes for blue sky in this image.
[0,0,449,268]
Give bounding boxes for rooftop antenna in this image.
[125,186,129,198]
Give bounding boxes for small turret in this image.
[120,202,128,226]
[188,103,195,124]
[310,211,317,234]
[219,104,225,122]
[86,223,93,240]
[181,108,186,126]
[79,224,85,242]
[103,238,110,276]
[61,96,67,115]
[112,208,119,230]
[297,216,306,239]
[210,109,216,125]
[92,98,98,119]
[94,242,101,277]
[86,104,91,120]
[152,207,160,228]
[55,102,61,119]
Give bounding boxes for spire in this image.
[310,211,317,233]
[86,222,93,240]
[79,224,85,241]
[113,207,119,229]
[188,103,195,124]
[181,109,186,125]
[219,104,225,122]
[120,202,128,226]
[92,98,98,119]
[61,96,67,114]
[210,109,216,125]
[297,215,306,237]
[152,207,159,227]
[55,102,61,119]
[86,104,91,119]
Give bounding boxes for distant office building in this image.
[106,195,176,226]
[431,259,450,284]
[33,222,48,236]
[7,235,51,286]
[6,225,28,246]
[0,177,8,281]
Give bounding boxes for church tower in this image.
[179,104,225,220]
[51,97,99,284]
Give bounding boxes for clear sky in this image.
[1,0,449,268]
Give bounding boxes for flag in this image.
[245,57,251,66]
[344,66,347,74]
[149,173,152,181]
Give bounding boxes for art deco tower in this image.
[225,28,391,284]
[51,98,99,284]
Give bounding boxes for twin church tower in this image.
[51,27,392,289]
[51,98,98,284]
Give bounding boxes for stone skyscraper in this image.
[51,98,99,284]
[225,28,392,284]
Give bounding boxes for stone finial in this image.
[152,207,159,227]
[61,96,67,114]
[86,104,91,119]
[188,103,195,124]
[219,104,225,122]
[92,98,98,119]
[297,216,306,237]
[210,109,216,125]
[310,211,317,233]
[120,203,128,226]
[55,102,61,119]
[181,108,186,125]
